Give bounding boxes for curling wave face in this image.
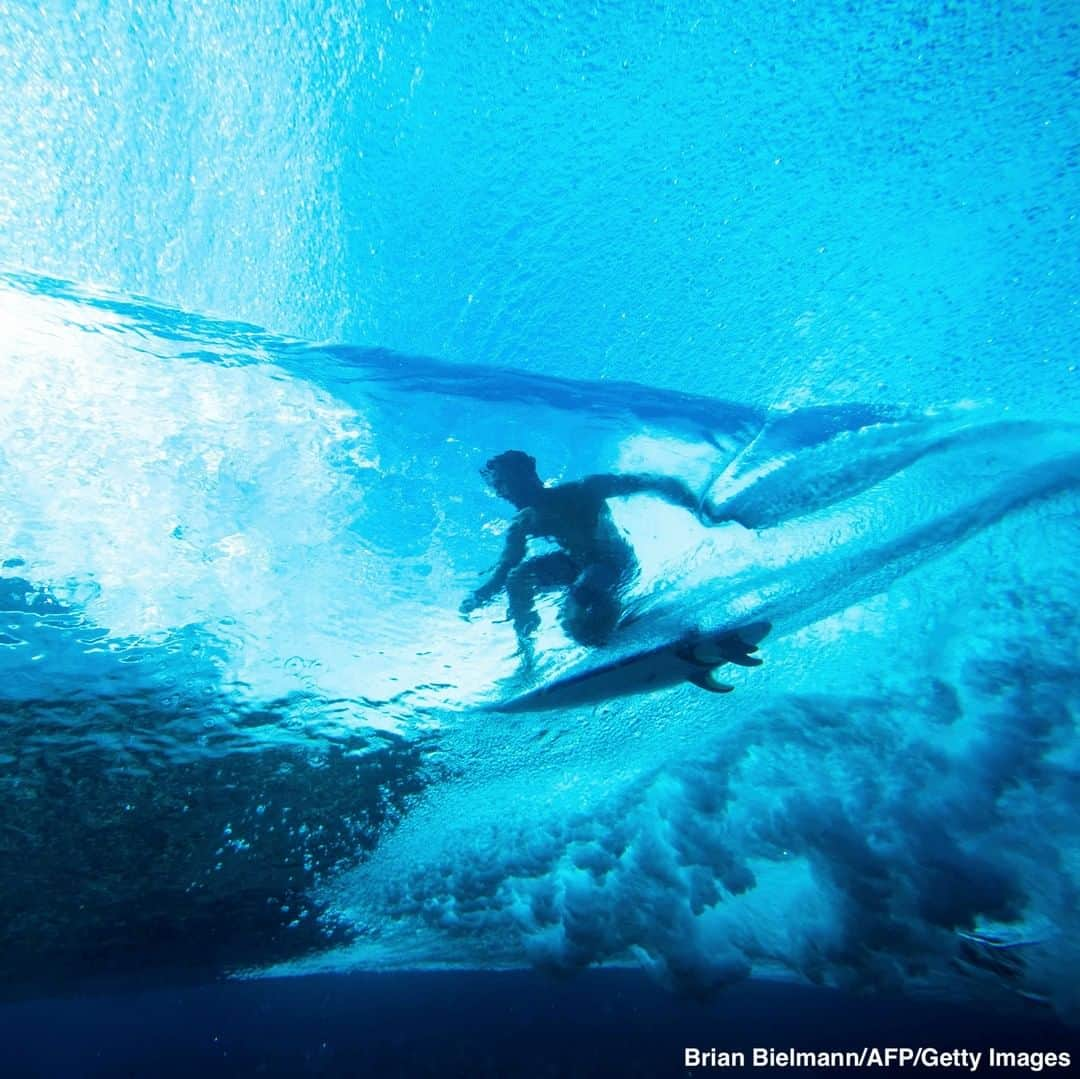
[2,274,1078,1017]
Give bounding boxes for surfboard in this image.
[487,620,771,714]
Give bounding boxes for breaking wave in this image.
[2,272,1078,1020]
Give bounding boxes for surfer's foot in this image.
[491,641,537,695]
[513,638,537,673]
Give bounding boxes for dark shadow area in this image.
[0,969,1075,1078]
[0,732,428,999]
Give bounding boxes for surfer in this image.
[460,450,713,664]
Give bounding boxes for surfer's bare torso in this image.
[501,479,634,570]
[462,451,709,660]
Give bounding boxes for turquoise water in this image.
[2,2,1076,411]
[1,0,1079,1051]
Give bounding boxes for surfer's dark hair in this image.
[481,450,539,486]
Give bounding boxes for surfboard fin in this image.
[683,631,765,668]
[726,652,763,667]
[687,669,735,694]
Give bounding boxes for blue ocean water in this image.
[1,1,1078,1074]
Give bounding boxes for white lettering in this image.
[695,1043,1071,1071]
[683,1048,746,1068]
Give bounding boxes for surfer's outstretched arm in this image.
[584,472,709,518]
[460,511,531,613]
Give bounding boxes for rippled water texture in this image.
[0,0,1077,1030]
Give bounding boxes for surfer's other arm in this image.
[460,511,531,614]
[583,472,710,519]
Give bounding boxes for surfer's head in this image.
[482,450,542,507]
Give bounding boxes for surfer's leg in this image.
[505,553,577,646]
[562,562,623,646]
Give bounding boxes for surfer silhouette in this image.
[460,450,713,664]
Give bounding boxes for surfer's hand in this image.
[459,593,481,617]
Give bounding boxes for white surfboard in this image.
[487,620,771,714]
